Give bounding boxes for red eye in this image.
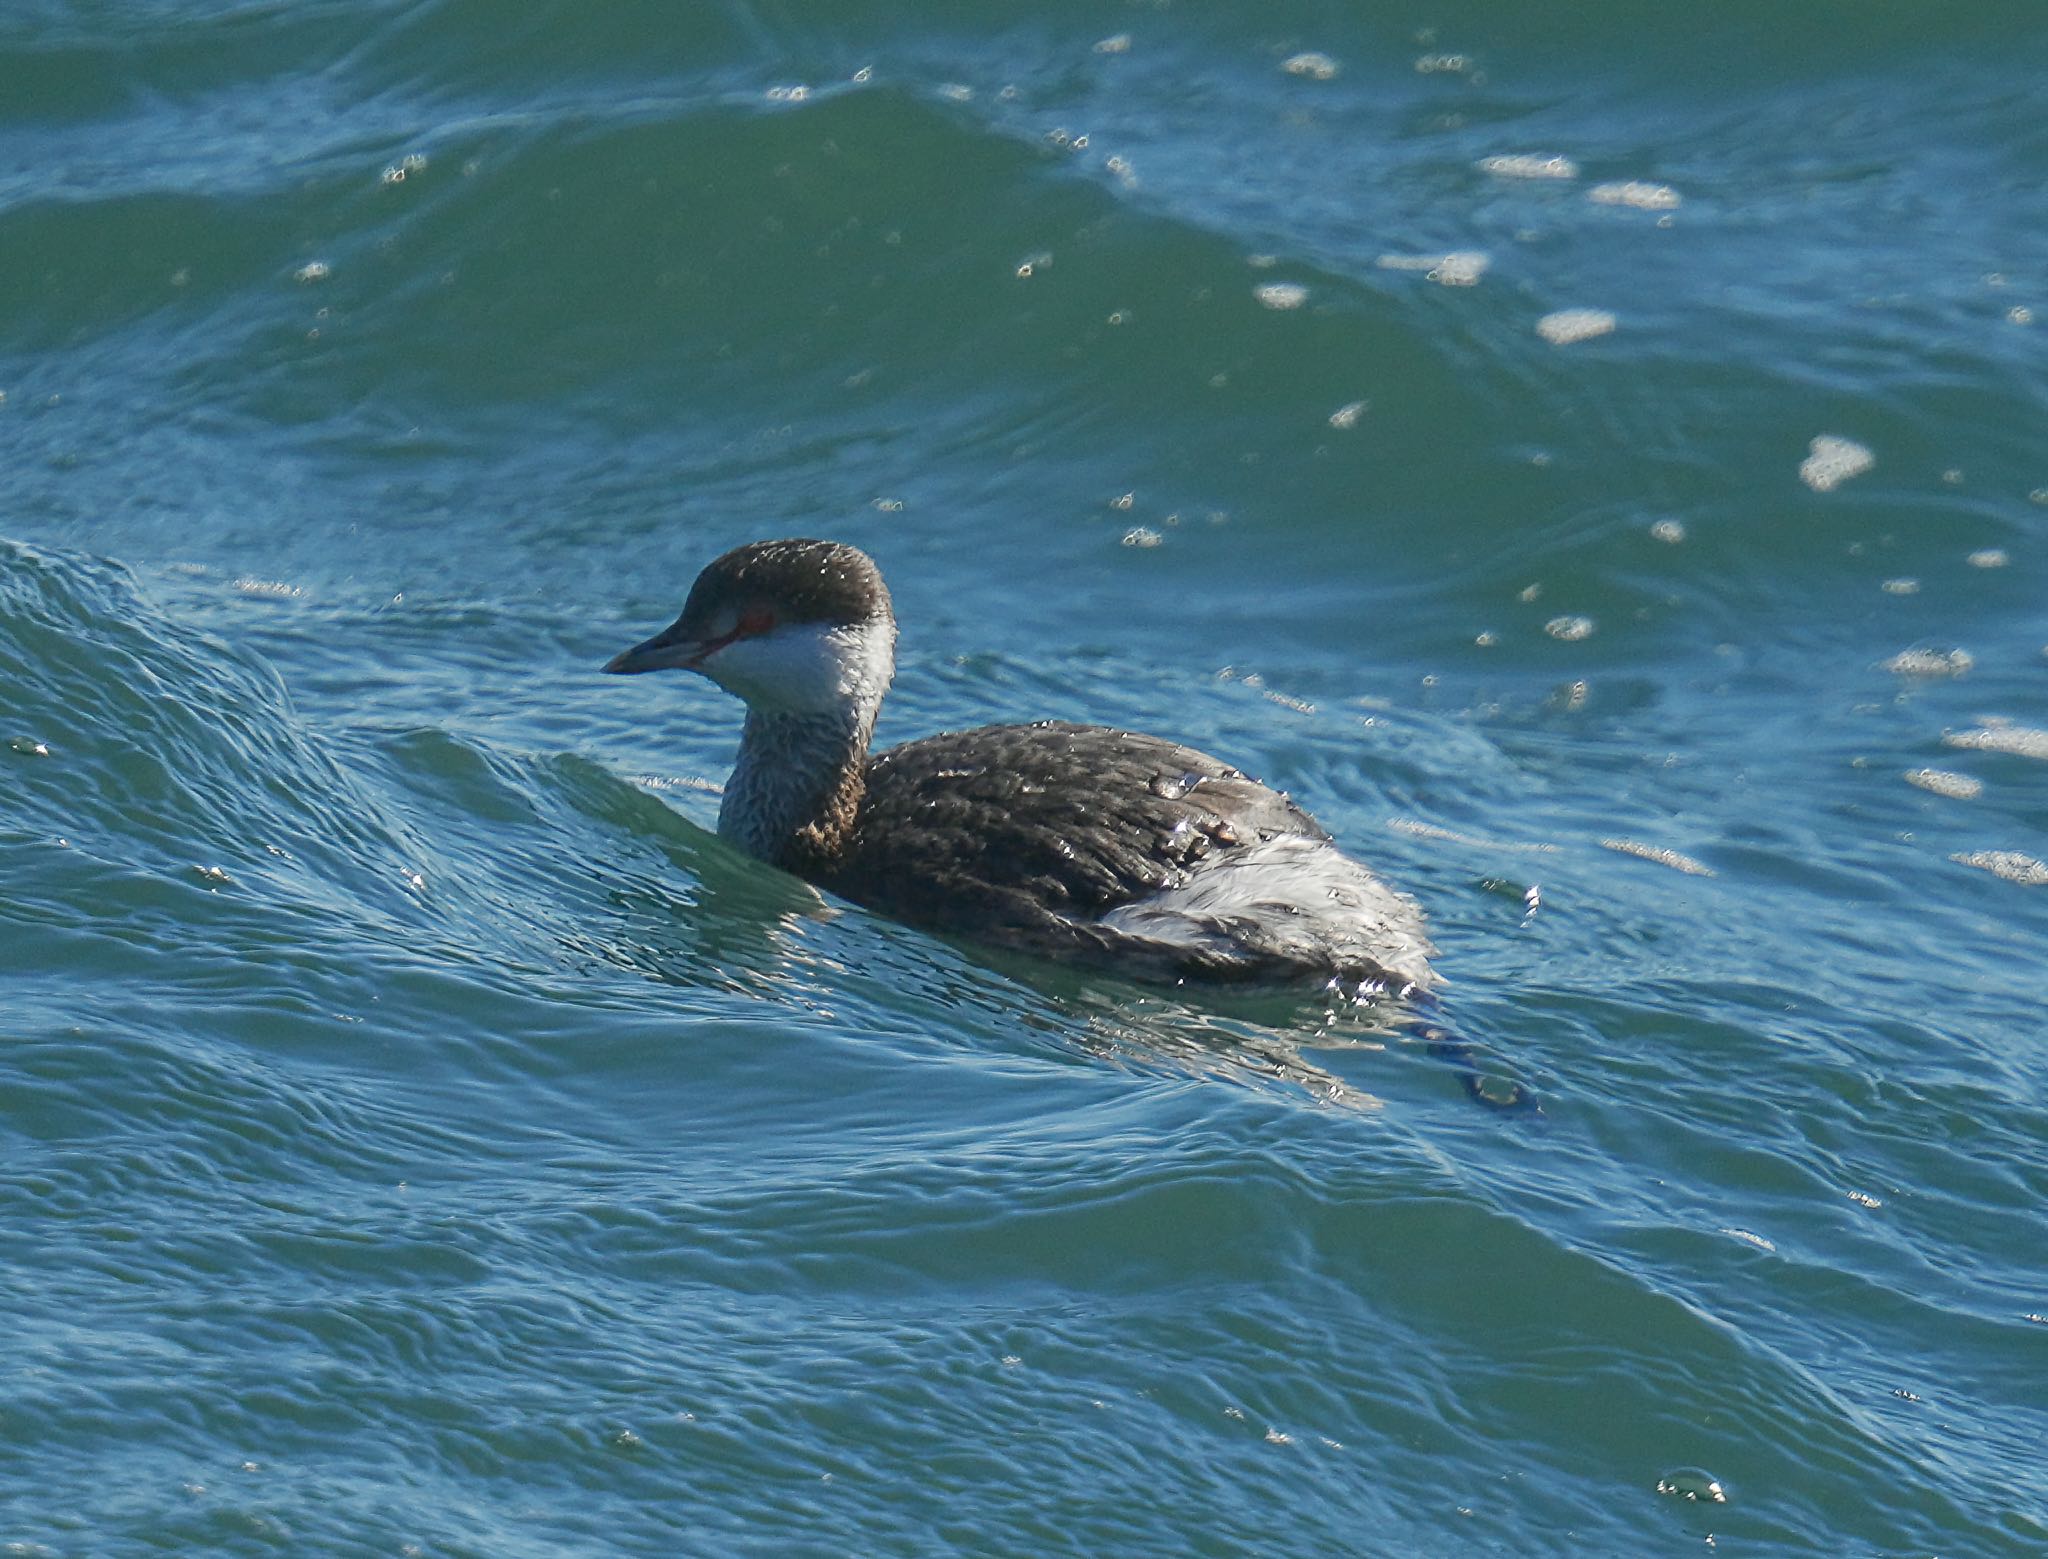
[738,607,776,636]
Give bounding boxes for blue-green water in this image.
[5,3,2047,1553]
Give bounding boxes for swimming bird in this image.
[603,539,1435,992]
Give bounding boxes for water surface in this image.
[4,3,2047,1553]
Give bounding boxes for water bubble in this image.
[1799,435,1874,492]
[1095,33,1131,54]
[1111,492,1134,510]
[1650,519,1686,543]
[1121,526,1163,548]
[852,66,872,83]
[1656,1469,1728,1503]
[1474,630,1497,647]
[1255,281,1309,309]
[2010,306,2036,326]
[1967,548,2008,568]
[294,260,330,283]
[1477,153,1579,180]
[1544,614,1595,641]
[1328,400,1368,429]
[1537,308,1615,344]
[1881,578,1919,595]
[1414,53,1470,74]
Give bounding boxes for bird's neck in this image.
[711,614,895,874]
[719,703,876,872]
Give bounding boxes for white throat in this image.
[709,618,894,862]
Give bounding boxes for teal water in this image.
[5,3,2047,1553]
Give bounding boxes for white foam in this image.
[1904,769,1982,799]
[1478,154,1579,180]
[1282,52,1340,80]
[1882,648,1972,677]
[1375,251,1489,287]
[1799,435,1874,492]
[1537,308,1615,344]
[1944,723,2048,761]
[1953,850,2048,886]
[1601,838,1714,876]
[1589,180,1681,211]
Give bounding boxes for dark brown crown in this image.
[680,538,892,630]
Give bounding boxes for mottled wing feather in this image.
[821,721,1326,938]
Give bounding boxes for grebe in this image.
[603,539,1435,991]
